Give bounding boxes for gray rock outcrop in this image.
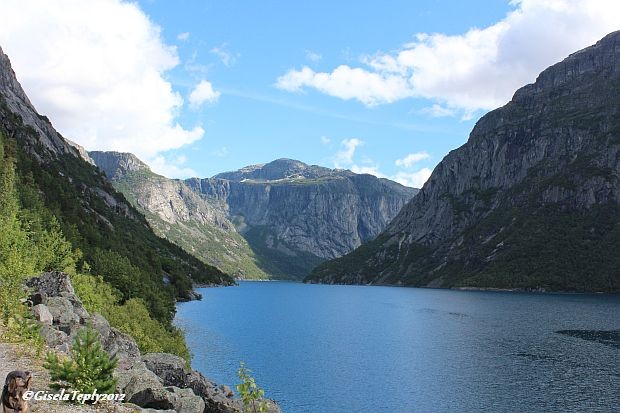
[25,271,282,413]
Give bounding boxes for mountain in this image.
[89,150,269,279]
[90,155,417,279]
[0,45,233,325]
[307,31,620,292]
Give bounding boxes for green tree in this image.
[44,327,118,398]
[236,362,268,413]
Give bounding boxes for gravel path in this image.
[0,326,137,413]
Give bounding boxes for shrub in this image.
[44,327,117,397]
[236,362,268,413]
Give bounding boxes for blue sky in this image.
[138,0,510,184]
[1,0,618,187]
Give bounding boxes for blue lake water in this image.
[175,282,620,413]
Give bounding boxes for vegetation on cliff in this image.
[0,128,190,359]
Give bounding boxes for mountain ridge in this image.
[90,151,418,279]
[307,31,620,292]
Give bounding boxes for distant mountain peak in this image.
[214,158,346,182]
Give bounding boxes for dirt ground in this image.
[0,326,139,413]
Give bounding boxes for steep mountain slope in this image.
[90,151,269,279]
[308,31,620,292]
[0,45,233,324]
[91,155,417,279]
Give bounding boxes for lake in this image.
[175,282,620,413]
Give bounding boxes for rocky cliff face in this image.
[89,151,266,279]
[0,46,79,157]
[191,159,417,259]
[92,155,417,279]
[308,31,620,292]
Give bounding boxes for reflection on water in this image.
[557,329,620,349]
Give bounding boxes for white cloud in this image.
[177,32,190,41]
[395,151,430,168]
[420,104,456,118]
[392,169,433,188]
[150,154,197,178]
[189,80,221,108]
[0,0,204,163]
[305,50,322,63]
[320,136,331,145]
[331,139,430,187]
[334,138,363,167]
[210,44,238,67]
[276,0,620,113]
[275,65,414,107]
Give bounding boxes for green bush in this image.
[236,362,268,413]
[72,273,191,361]
[44,327,117,398]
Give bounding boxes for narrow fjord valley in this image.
[89,152,416,279]
[309,31,620,293]
[0,2,619,413]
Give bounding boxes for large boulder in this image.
[142,353,282,413]
[32,304,53,325]
[45,296,81,335]
[166,386,206,413]
[116,363,205,412]
[26,271,74,296]
[142,353,190,387]
[39,324,69,349]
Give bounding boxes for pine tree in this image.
[44,327,118,398]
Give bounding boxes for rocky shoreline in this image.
[24,271,281,413]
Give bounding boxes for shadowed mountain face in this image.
[90,154,417,279]
[308,31,620,292]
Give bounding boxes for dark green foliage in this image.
[244,226,324,279]
[44,327,118,397]
[0,96,233,326]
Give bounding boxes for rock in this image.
[142,353,189,387]
[90,151,417,279]
[26,271,75,296]
[39,324,69,349]
[308,31,620,292]
[143,354,281,413]
[32,304,53,325]
[45,296,81,334]
[219,384,234,398]
[166,386,206,413]
[116,364,166,407]
[29,292,47,306]
[178,290,203,302]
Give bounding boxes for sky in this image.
[0,1,619,187]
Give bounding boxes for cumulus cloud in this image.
[334,138,363,167]
[392,169,432,188]
[0,0,205,177]
[332,139,431,188]
[276,66,414,107]
[320,136,331,145]
[177,32,190,41]
[395,151,430,168]
[150,154,197,178]
[189,80,221,108]
[276,0,620,113]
